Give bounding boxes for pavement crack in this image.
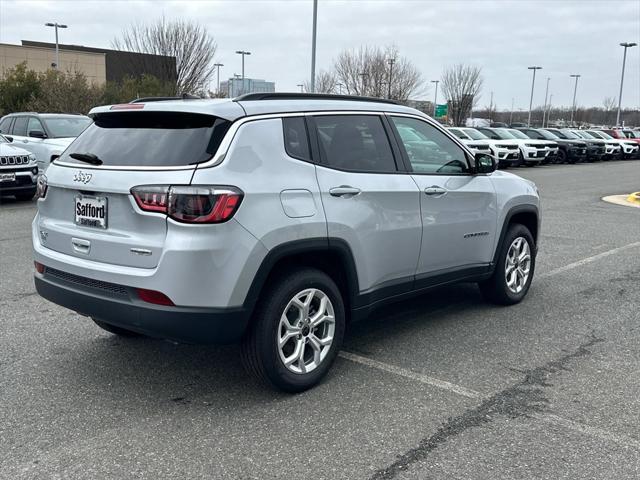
[369,333,605,480]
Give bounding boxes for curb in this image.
[602,195,640,209]
[626,192,640,205]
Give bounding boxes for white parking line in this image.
[339,351,480,399]
[539,241,640,279]
[535,413,640,449]
[339,352,640,450]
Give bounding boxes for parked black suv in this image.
[520,128,587,164]
[547,129,604,162]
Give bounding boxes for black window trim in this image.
[385,113,474,177]
[282,116,313,163]
[306,112,403,175]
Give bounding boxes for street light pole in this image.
[387,58,395,99]
[431,80,439,117]
[510,97,514,126]
[214,63,224,95]
[489,91,494,122]
[527,66,542,127]
[337,82,344,95]
[235,50,251,95]
[310,0,318,93]
[547,94,553,126]
[569,74,581,125]
[541,77,550,128]
[297,84,304,93]
[45,22,68,69]
[616,42,637,127]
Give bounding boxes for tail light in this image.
[131,185,243,224]
[36,174,48,199]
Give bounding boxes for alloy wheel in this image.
[277,288,335,374]
[505,237,531,294]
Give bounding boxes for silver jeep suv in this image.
[33,93,540,392]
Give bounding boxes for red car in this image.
[602,129,640,145]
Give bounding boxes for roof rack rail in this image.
[130,93,201,104]
[233,92,399,105]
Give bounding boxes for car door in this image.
[10,116,29,145]
[309,113,422,302]
[25,116,49,171]
[388,115,498,280]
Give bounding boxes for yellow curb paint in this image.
[626,192,640,205]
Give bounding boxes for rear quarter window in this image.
[58,112,231,167]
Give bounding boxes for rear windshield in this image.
[58,112,231,167]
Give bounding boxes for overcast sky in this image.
[1,0,638,110]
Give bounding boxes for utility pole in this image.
[616,42,637,127]
[310,0,318,93]
[570,74,581,125]
[527,66,542,127]
[387,58,395,99]
[45,22,68,69]
[541,77,550,127]
[431,80,439,117]
[214,63,224,95]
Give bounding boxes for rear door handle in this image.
[329,186,361,197]
[424,186,447,196]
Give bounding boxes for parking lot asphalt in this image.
[1,160,639,479]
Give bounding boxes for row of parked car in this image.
[0,112,92,200]
[447,126,640,168]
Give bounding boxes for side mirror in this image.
[4,136,13,142]
[474,152,497,174]
[29,130,47,139]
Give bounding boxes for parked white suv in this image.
[0,134,38,200]
[477,127,547,166]
[448,127,520,168]
[0,113,92,174]
[33,93,540,392]
[445,127,493,157]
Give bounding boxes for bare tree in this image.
[112,17,217,95]
[333,46,423,101]
[602,96,616,125]
[441,64,483,126]
[304,70,338,94]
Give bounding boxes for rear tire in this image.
[479,224,535,305]
[92,318,144,337]
[241,268,345,393]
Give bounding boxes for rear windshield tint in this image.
[58,112,231,167]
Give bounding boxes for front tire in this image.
[241,268,345,393]
[479,224,535,305]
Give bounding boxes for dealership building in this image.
[0,40,176,85]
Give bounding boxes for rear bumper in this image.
[35,271,250,344]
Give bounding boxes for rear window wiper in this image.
[70,152,103,165]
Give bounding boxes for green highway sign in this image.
[435,104,448,118]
